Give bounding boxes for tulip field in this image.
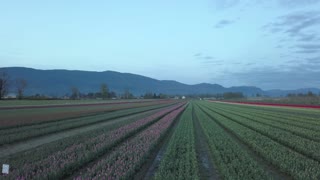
[1,99,320,179]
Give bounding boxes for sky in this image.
[1,0,320,90]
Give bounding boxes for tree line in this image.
[0,71,28,100]
[69,84,118,100]
[186,92,245,100]
[69,88,169,100]
[287,91,320,97]
[0,71,171,100]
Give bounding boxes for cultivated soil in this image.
[0,111,155,158]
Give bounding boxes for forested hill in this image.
[1,67,319,97]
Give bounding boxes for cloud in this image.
[211,61,320,89]
[203,56,214,60]
[298,33,318,41]
[295,50,319,54]
[214,19,235,28]
[210,0,240,9]
[306,56,320,63]
[245,62,256,66]
[211,0,320,11]
[202,59,224,65]
[193,53,226,66]
[193,53,215,60]
[263,10,320,56]
[193,53,202,57]
[292,44,320,54]
[202,60,224,65]
[277,0,320,7]
[264,10,320,39]
[296,44,320,50]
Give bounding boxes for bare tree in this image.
[123,88,134,99]
[0,72,10,100]
[70,86,80,100]
[16,78,28,100]
[100,83,109,99]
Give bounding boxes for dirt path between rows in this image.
[193,106,220,180]
[0,111,154,158]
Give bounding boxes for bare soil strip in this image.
[0,111,154,158]
[192,106,220,180]
[200,105,292,180]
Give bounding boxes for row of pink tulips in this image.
[9,103,185,179]
[74,105,186,179]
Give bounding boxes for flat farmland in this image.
[1,100,320,179]
[0,100,171,127]
[0,99,156,108]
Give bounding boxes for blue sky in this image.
[1,0,320,90]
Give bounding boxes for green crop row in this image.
[201,101,320,179]
[225,102,320,121]
[226,106,320,134]
[215,102,320,126]
[154,103,200,180]
[211,104,320,142]
[205,103,320,162]
[193,102,270,179]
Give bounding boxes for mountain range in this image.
[1,67,319,97]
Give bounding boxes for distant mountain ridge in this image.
[1,67,319,97]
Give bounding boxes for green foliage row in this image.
[200,101,320,179]
[154,103,200,180]
[216,102,320,124]
[220,103,320,131]
[194,102,269,179]
[211,104,320,142]
[207,104,320,163]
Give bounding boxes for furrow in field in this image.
[0,103,174,145]
[194,103,274,179]
[0,108,157,166]
[70,105,186,179]
[2,103,185,179]
[137,105,181,180]
[192,104,219,180]
[200,101,320,179]
[0,101,173,128]
[227,106,320,132]
[204,103,320,163]
[0,109,158,158]
[222,102,320,120]
[153,103,201,180]
[210,104,320,142]
[215,102,320,127]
